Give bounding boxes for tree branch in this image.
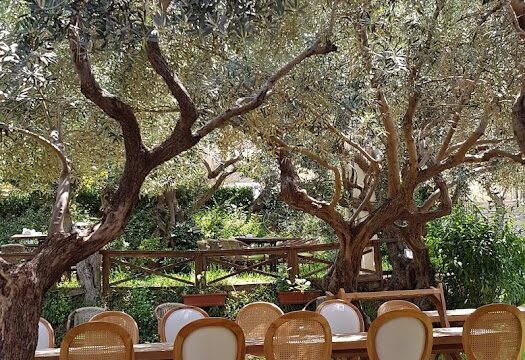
[145,32,198,132]
[273,137,342,210]
[328,124,379,166]
[195,40,337,139]
[378,90,402,195]
[278,148,347,234]
[202,155,243,179]
[69,14,145,157]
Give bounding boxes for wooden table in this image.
[35,327,463,359]
[424,306,525,324]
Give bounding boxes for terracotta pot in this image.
[278,290,322,305]
[182,293,227,307]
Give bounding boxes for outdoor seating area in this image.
[34,297,525,359]
[6,1,525,358]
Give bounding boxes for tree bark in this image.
[75,252,101,305]
[0,264,42,360]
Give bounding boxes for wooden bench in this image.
[325,284,450,328]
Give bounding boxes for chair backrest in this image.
[89,311,139,344]
[197,240,209,251]
[264,310,332,360]
[207,239,222,250]
[59,321,133,360]
[316,299,364,334]
[37,318,55,350]
[367,309,433,360]
[235,302,284,341]
[154,303,187,320]
[174,318,245,360]
[66,307,105,330]
[377,300,421,317]
[160,306,209,342]
[462,303,524,360]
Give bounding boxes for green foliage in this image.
[274,264,314,292]
[41,290,72,341]
[0,191,51,243]
[194,207,263,239]
[109,288,157,343]
[426,204,525,308]
[170,219,202,250]
[206,187,254,209]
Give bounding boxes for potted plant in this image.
[275,266,322,305]
[181,284,227,307]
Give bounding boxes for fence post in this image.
[195,252,207,288]
[101,251,110,297]
[287,248,299,280]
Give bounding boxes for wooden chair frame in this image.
[159,306,209,342]
[39,317,55,349]
[235,302,284,340]
[367,309,433,360]
[154,303,187,320]
[173,317,245,360]
[89,310,139,344]
[377,300,420,317]
[316,299,365,332]
[66,306,105,330]
[59,321,133,360]
[264,310,332,360]
[462,303,525,360]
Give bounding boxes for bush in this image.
[426,204,525,308]
[0,191,51,244]
[194,208,263,239]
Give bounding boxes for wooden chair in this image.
[37,318,55,350]
[174,318,245,360]
[316,299,365,334]
[264,310,332,360]
[66,307,105,330]
[89,311,139,344]
[159,306,208,342]
[59,321,133,360]
[367,309,433,360]
[235,302,284,341]
[377,300,421,317]
[154,303,187,320]
[462,303,524,360]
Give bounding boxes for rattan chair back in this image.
[462,303,524,360]
[235,302,284,341]
[174,318,245,360]
[154,303,187,320]
[59,321,133,360]
[89,311,139,344]
[367,309,433,360]
[377,300,421,317]
[37,317,55,350]
[316,299,365,334]
[264,310,332,360]
[66,307,105,330]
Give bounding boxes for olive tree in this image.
[0,1,337,357]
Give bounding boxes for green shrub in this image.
[426,204,525,308]
[0,191,51,243]
[194,208,263,239]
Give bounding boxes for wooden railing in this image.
[0,240,387,296]
[100,243,343,295]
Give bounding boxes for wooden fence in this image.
[0,241,386,296]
